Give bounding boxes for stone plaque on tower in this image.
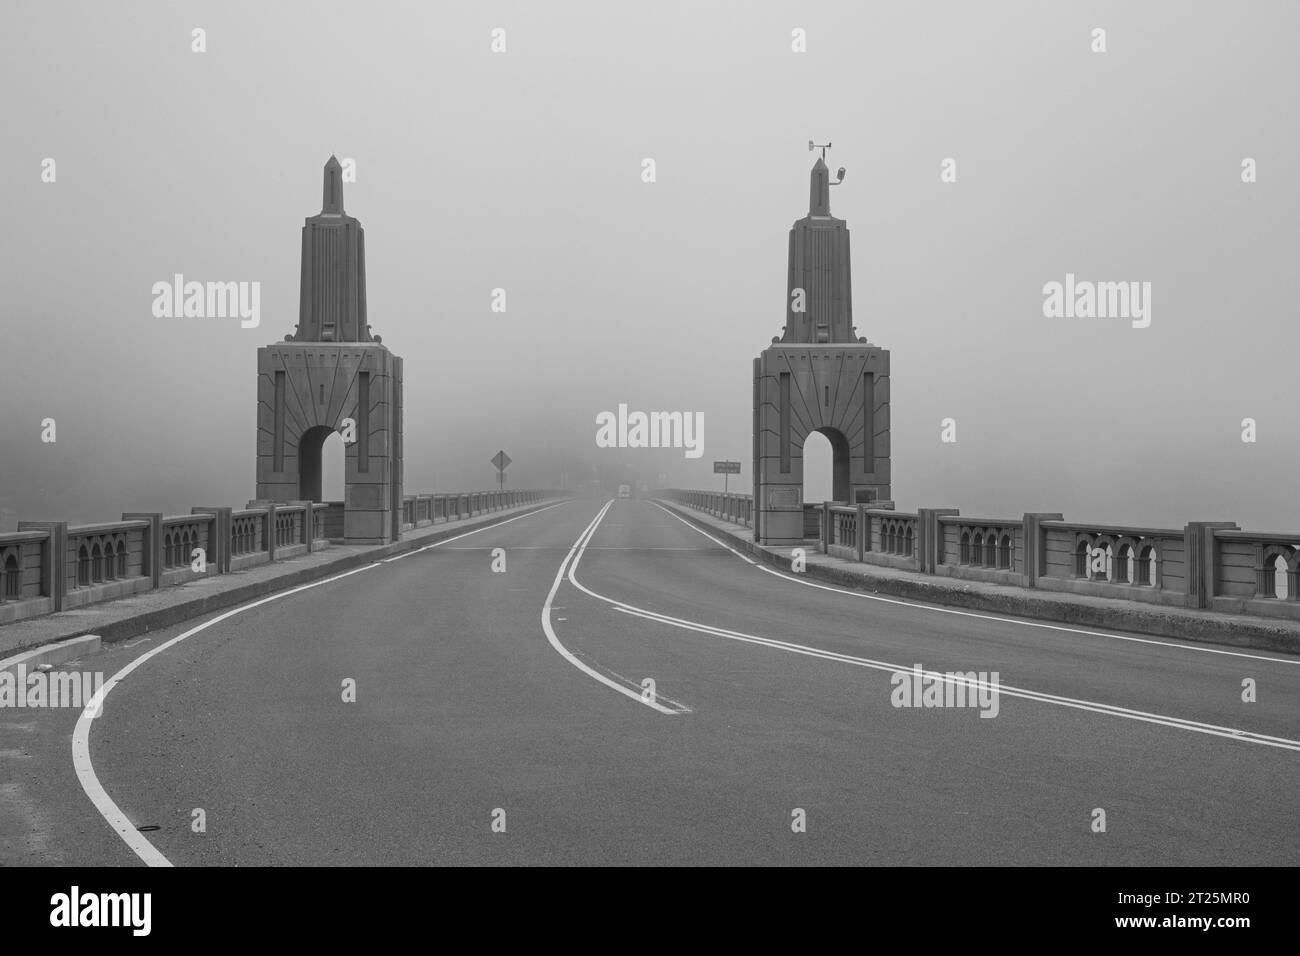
[752,149,891,545]
[254,157,404,544]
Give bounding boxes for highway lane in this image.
[557,500,1300,864]
[575,502,1300,743]
[6,496,1298,865]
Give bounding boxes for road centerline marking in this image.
[540,500,689,715]
[561,501,1300,751]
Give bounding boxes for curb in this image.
[0,634,103,677]
[4,500,569,657]
[655,500,1300,655]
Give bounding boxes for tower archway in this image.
[803,426,851,504]
[296,425,346,502]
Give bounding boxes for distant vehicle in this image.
[618,484,632,499]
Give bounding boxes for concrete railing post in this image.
[122,513,163,589]
[17,520,66,611]
[265,503,278,561]
[918,509,959,575]
[1021,513,1063,588]
[192,506,233,570]
[855,503,868,561]
[1183,521,1238,609]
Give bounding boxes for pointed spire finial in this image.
[323,155,344,214]
[809,156,831,216]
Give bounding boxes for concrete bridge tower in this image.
[752,152,891,545]
[255,157,404,544]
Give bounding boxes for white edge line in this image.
[651,501,1300,667]
[380,500,570,562]
[73,499,572,867]
[562,501,1300,751]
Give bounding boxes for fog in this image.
[1,0,1296,532]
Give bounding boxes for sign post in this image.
[713,460,741,495]
[491,450,512,491]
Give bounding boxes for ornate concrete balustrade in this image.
[660,490,1300,623]
[674,490,756,527]
[1033,521,1188,607]
[0,490,558,626]
[1211,530,1300,619]
[828,506,858,558]
[820,504,918,569]
[398,490,536,532]
[0,531,45,609]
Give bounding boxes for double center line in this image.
[549,500,1300,752]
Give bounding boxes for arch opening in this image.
[803,427,851,505]
[3,553,19,600]
[298,426,346,503]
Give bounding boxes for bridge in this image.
[1,158,1297,869]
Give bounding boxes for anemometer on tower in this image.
[808,140,846,185]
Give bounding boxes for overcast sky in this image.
[1,0,1296,531]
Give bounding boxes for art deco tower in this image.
[752,153,891,545]
[254,158,404,544]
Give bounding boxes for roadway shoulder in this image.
[0,500,570,659]
[654,500,1300,655]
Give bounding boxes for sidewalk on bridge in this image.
[0,498,570,661]
[655,499,1300,655]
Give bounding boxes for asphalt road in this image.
[5,497,1299,865]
